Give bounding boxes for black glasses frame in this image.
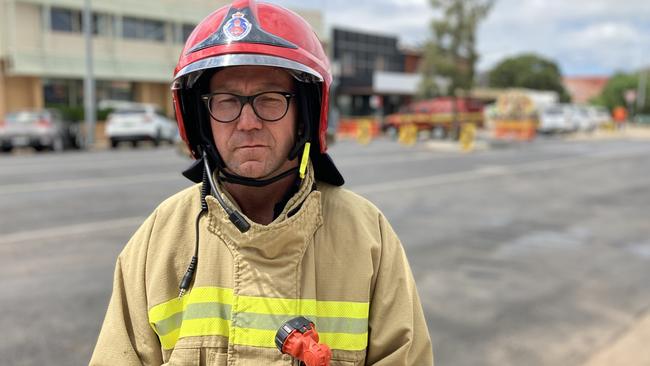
[201,91,295,123]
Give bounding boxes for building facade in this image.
[0,0,323,118]
[562,76,609,104]
[330,27,422,117]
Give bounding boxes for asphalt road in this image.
[1,136,649,366]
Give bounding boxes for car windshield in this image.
[543,106,564,115]
[5,112,44,124]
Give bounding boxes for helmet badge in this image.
[223,12,252,41]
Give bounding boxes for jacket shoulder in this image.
[155,183,202,216]
[318,182,383,219]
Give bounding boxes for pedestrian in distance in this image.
[90,1,433,365]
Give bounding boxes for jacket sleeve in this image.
[365,214,434,365]
[89,213,163,366]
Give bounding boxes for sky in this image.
[266,0,650,76]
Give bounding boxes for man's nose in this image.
[236,103,263,131]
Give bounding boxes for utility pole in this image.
[83,0,96,146]
[637,68,647,113]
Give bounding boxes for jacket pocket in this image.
[164,348,200,366]
[204,347,228,365]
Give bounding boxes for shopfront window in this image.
[122,17,165,42]
[51,7,82,33]
[96,80,134,102]
[43,79,83,106]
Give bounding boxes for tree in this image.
[419,0,494,98]
[488,53,570,102]
[591,71,650,115]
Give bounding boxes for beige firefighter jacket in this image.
[90,166,433,365]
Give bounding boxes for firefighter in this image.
[90,1,433,365]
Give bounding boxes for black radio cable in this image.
[178,161,210,298]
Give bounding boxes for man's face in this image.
[209,66,297,179]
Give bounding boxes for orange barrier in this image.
[337,117,381,138]
[493,120,537,141]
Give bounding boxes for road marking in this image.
[1,146,648,241]
[351,147,650,195]
[0,157,184,176]
[0,216,144,245]
[337,151,448,167]
[1,148,648,243]
[0,173,184,195]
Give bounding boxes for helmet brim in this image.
[173,54,323,90]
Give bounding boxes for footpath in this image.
[582,309,650,366]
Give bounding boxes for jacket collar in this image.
[205,162,322,258]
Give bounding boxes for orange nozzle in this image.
[275,317,332,366]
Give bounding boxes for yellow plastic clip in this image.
[299,142,311,179]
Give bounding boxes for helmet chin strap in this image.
[218,141,311,187]
[219,166,299,187]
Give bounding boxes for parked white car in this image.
[538,104,574,133]
[0,109,84,152]
[570,105,598,132]
[589,106,611,128]
[106,105,177,148]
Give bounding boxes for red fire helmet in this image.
[172,0,343,186]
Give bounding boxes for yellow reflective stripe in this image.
[236,296,369,319]
[234,327,368,351]
[320,332,369,351]
[148,287,370,351]
[158,328,181,350]
[149,287,233,324]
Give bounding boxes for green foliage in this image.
[488,53,570,102]
[419,0,494,97]
[46,104,114,122]
[592,72,650,114]
[97,108,114,121]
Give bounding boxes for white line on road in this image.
[1,146,648,242]
[351,147,650,195]
[337,151,449,167]
[0,157,184,176]
[0,173,184,195]
[0,216,144,245]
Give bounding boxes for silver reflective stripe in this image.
[154,306,368,336]
[174,54,323,87]
[234,313,369,334]
[154,302,232,336]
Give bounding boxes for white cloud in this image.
[269,0,650,75]
[567,22,639,44]
[476,0,650,74]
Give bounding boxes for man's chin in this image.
[230,162,268,179]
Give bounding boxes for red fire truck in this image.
[384,97,484,139]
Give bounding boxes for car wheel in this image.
[110,139,119,149]
[131,140,139,148]
[153,130,162,147]
[52,137,64,152]
[385,126,398,139]
[73,133,86,150]
[1,145,13,153]
[432,126,447,140]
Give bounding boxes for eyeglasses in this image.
[201,91,295,123]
